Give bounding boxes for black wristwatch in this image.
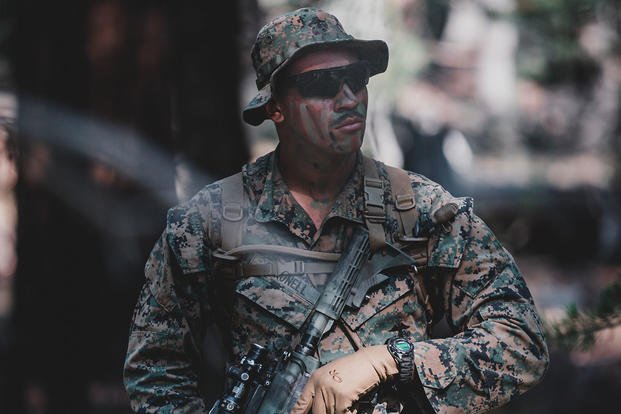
[385,336,415,384]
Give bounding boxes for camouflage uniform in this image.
[124,150,549,413]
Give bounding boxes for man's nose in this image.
[334,82,360,111]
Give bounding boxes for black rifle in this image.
[210,226,418,413]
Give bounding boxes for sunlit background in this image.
[0,0,620,413]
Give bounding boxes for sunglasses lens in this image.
[297,72,341,97]
[344,64,369,94]
[288,62,369,98]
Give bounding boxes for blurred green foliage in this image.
[512,0,615,86]
[546,276,621,351]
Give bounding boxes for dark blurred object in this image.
[169,0,249,199]
[514,0,603,88]
[496,350,621,413]
[3,1,250,413]
[423,0,450,40]
[474,184,607,262]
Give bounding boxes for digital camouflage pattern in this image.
[243,7,388,126]
[124,150,549,413]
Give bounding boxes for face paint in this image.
[299,103,331,148]
[290,95,366,155]
[276,49,369,156]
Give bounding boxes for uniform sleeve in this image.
[410,204,550,413]
[123,231,209,413]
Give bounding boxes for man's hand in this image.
[291,345,399,414]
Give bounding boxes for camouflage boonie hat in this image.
[242,7,389,126]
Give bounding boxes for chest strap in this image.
[216,259,337,279]
[213,243,340,279]
[226,244,340,261]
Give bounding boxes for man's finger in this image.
[311,390,329,414]
[290,385,314,414]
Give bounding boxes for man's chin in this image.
[330,136,363,154]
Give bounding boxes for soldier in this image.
[124,7,549,414]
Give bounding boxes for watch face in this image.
[393,338,413,353]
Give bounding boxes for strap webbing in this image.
[385,165,419,238]
[219,261,336,278]
[220,172,246,251]
[218,158,420,268]
[362,156,386,252]
[226,244,340,261]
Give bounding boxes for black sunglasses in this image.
[279,61,370,98]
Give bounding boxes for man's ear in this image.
[266,100,285,123]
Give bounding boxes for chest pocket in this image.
[341,271,429,346]
[234,274,314,330]
[219,251,340,329]
[227,275,312,356]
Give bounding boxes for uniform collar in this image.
[244,148,365,244]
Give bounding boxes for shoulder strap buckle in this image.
[364,177,386,224]
[364,177,384,208]
[395,194,415,211]
[222,202,244,222]
[212,248,240,262]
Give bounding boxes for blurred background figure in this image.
[0,102,16,283]
[0,0,620,413]
[389,61,474,197]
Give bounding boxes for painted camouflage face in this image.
[243,7,388,125]
[124,149,549,414]
[277,49,368,156]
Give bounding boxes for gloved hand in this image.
[290,345,399,414]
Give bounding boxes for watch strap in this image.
[386,337,415,384]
